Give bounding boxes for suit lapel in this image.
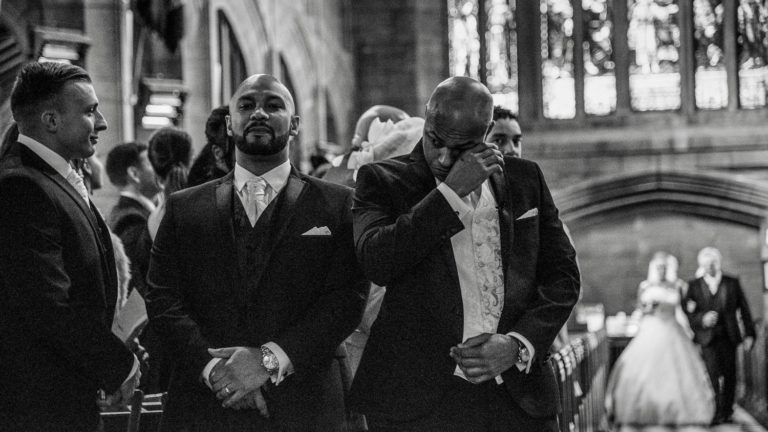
[215,173,241,293]
[408,144,463,339]
[248,169,308,295]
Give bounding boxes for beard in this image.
[233,127,290,156]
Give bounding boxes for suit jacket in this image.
[684,274,756,347]
[109,195,153,296]
[349,143,581,422]
[146,168,367,431]
[0,142,135,431]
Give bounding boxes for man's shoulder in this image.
[297,172,354,202]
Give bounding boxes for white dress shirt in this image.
[202,160,294,387]
[436,181,535,383]
[703,272,722,296]
[17,133,140,389]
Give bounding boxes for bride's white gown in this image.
[605,284,715,428]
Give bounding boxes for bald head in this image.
[425,76,493,136]
[231,74,296,114]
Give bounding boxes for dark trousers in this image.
[366,376,558,432]
[701,338,736,419]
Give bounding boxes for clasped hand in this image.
[449,333,518,384]
[208,347,271,417]
[97,363,141,410]
[443,143,504,197]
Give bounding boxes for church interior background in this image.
[2,0,768,428]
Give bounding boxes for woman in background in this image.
[606,251,714,430]
[147,127,192,240]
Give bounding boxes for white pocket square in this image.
[516,208,538,220]
[302,226,332,236]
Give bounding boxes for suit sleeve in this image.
[734,278,756,339]
[352,164,465,286]
[683,281,706,330]
[113,213,152,296]
[506,164,581,357]
[274,190,368,374]
[0,176,134,393]
[145,196,212,384]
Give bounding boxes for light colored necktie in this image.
[66,170,90,204]
[245,177,270,224]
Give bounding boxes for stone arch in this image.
[555,170,768,229]
[553,170,768,317]
[208,0,269,90]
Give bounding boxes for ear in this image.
[211,145,224,162]
[41,110,57,132]
[289,115,300,137]
[126,166,140,184]
[225,114,233,137]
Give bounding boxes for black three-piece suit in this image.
[350,143,581,431]
[146,168,367,431]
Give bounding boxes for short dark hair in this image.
[10,62,92,124]
[148,127,193,179]
[492,105,518,121]
[106,142,148,187]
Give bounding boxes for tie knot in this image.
[246,178,268,196]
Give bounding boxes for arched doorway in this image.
[555,170,768,317]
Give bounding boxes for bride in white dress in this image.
[606,251,715,430]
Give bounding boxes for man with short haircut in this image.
[147,73,367,431]
[107,142,160,296]
[486,105,523,158]
[350,76,580,431]
[685,247,756,424]
[0,61,140,431]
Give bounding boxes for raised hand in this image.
[443,143,504,197]
[449,333,518,384]
[208,347,270,408]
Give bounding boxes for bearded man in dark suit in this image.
[0,62,140,431]
[146,73,367,431]
[684,247,756,424]
[349,76,580,432]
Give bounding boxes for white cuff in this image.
[437,182,472,221]
[201,357,223,389]
[121,355,140,387]
[263,342,294,386]
[507,332,535,373]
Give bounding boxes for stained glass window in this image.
[627,0,681,111]
[449,0,481,80]
[694,0,727,110]
[584,0,616,115]
[485,0,519,111]
[542,0,576,119]
[737,0,768,109]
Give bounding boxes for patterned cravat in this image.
[65,169,90,204]
[244,177,270,224]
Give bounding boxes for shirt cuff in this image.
[263,342,294,386]
[507,332,535,373]
[201,357,223,389]
[436,182,472,221]
[121,354,140,388]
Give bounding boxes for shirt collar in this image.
[234,160,291,194]
[120,191,157,212]
[703,271,722,287]
[17,133,74,179]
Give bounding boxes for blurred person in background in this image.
[188,106,235,187]
[147,127,193,240]
[486,106,522,158]
[684,247,756,424]
[606,251,714,429]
